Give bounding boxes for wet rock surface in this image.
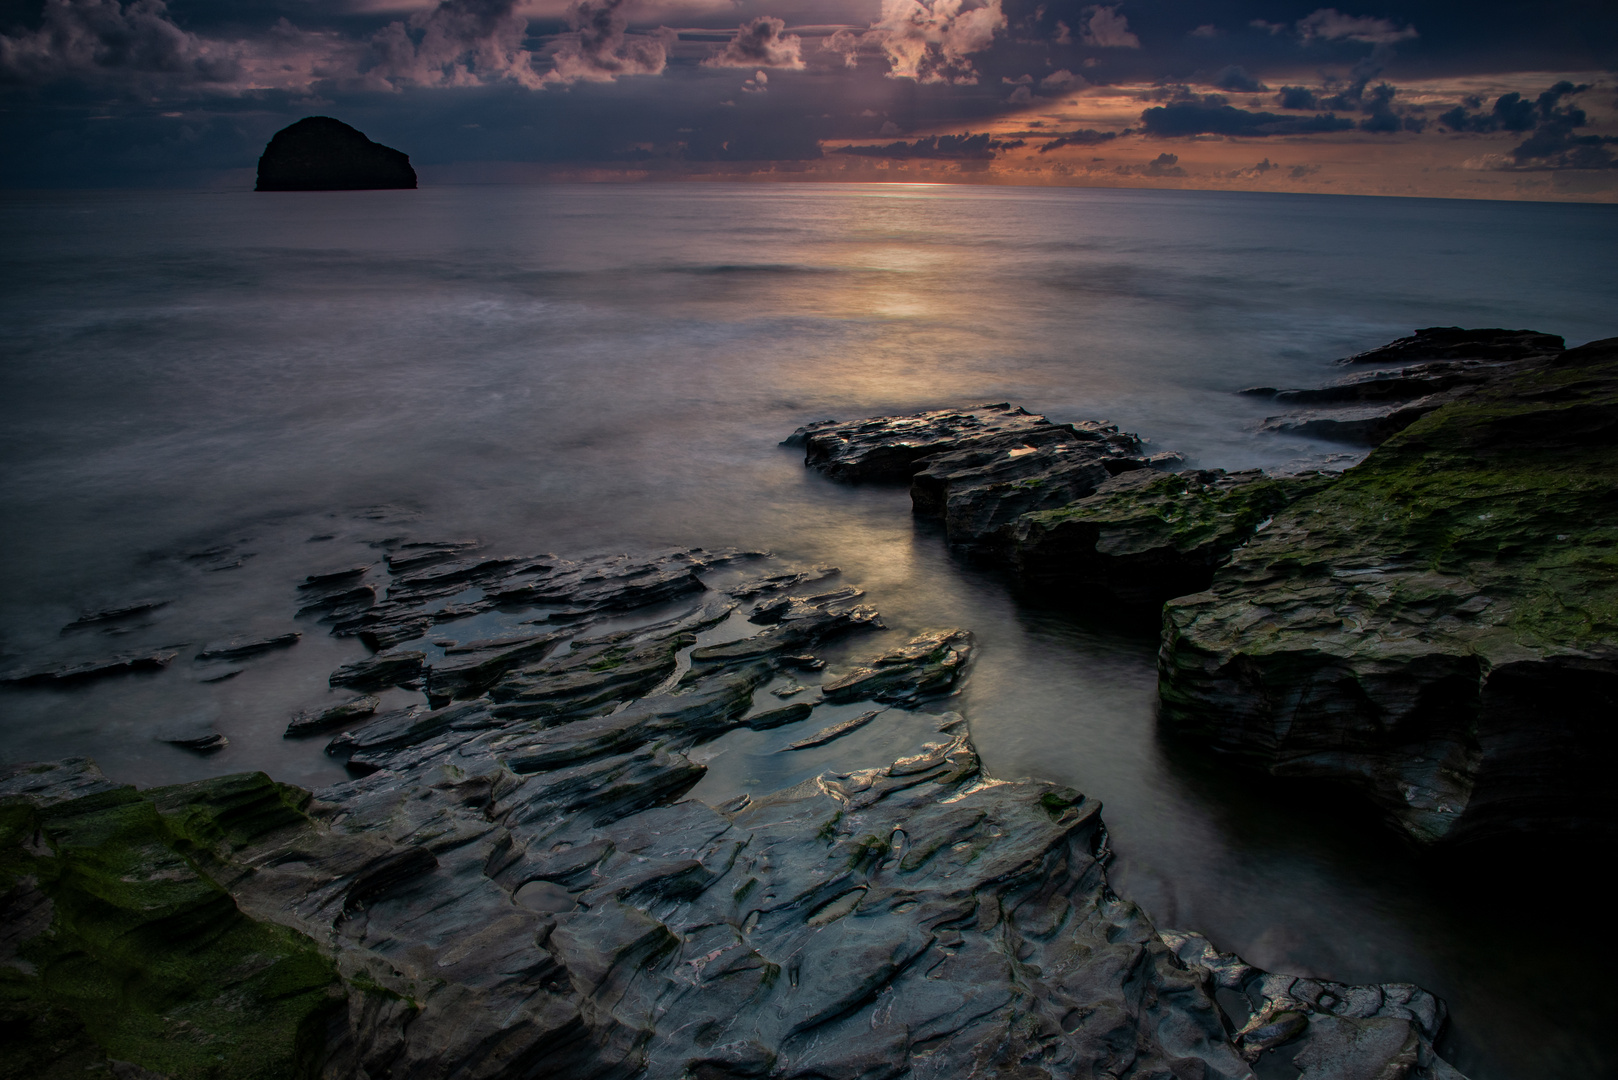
[1161,336,1618,845]
[788,328,1616,854]
[1,541,1468,1079]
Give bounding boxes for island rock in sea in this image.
[256,116,417,192]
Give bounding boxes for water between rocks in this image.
[2,183,1615,1079]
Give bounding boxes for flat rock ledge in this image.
[0,546,1465,1079]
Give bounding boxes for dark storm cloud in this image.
[1212,64,1265,92]
[1443,81,1618,171]
[0,0,243,85]
[702,15,803,69]
[1140,101,1354,137]
[1035,127,1115,152]
[832,131,1008,159]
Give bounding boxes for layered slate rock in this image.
[2,649,178,686]
[1251,327,1566,446]
[256,116,417,192]
[786,402,1159,488]
[1011,469,1331,610]
[0,762,342,1080]
[4,544,1468,1078]
[1160,337,1618,845]
[786,402,1178,553]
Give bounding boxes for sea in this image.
[2,182,1615,1078]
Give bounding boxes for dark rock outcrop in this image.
[255,116,417,192]
[786,402,1182,555]
[1011,469,1330,610]
[1337,326,1564,366]
[1160,336,1618,845]
[1254,328,1567,446]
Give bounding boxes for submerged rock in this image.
[2,649,178,686]
[255,116,417,192]
[60,599,169,632]
[196,631,301,661]
[1160,336,1618,845]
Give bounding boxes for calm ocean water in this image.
[2,183,1615,1078]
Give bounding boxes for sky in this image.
[2,0,1616,199]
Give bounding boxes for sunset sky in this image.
[2,0,1615,199]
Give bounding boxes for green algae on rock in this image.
[0,762,340,1080]
[1010,468,1332,610]
[1159,336,1618,845]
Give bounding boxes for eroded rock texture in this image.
[2,546,1467,1079]
[1160,336,1618,845]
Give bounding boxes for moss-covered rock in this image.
[1158,337,1618,845]
[0,764,340,1080]
[1010,468,1331,609]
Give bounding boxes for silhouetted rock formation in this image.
[255,116,417,191]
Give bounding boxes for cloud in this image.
[1079,5,1139,49]
[0,0,243,87]
[1143,151,1184,176]
[702,16,804,70]
[1189,24,1218,39]
[1036,127,1116,152]
[833,132,1009,159]
[1040,68,1081,90]
[864,0,1006,85]
[1140,101,1354,137]
[1276,85,1318,110]
[1295,8,1417,46]
[1439,83,1587,134]
[820,28,860,67]
[1213,65,1266,92]
[369,0,543,89]
[1446,82,1618,171]
[541,0,673,85]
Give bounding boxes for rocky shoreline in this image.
[4,534,1467,1077]
[786,327,1618,849]
[9,325,1601,1078]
